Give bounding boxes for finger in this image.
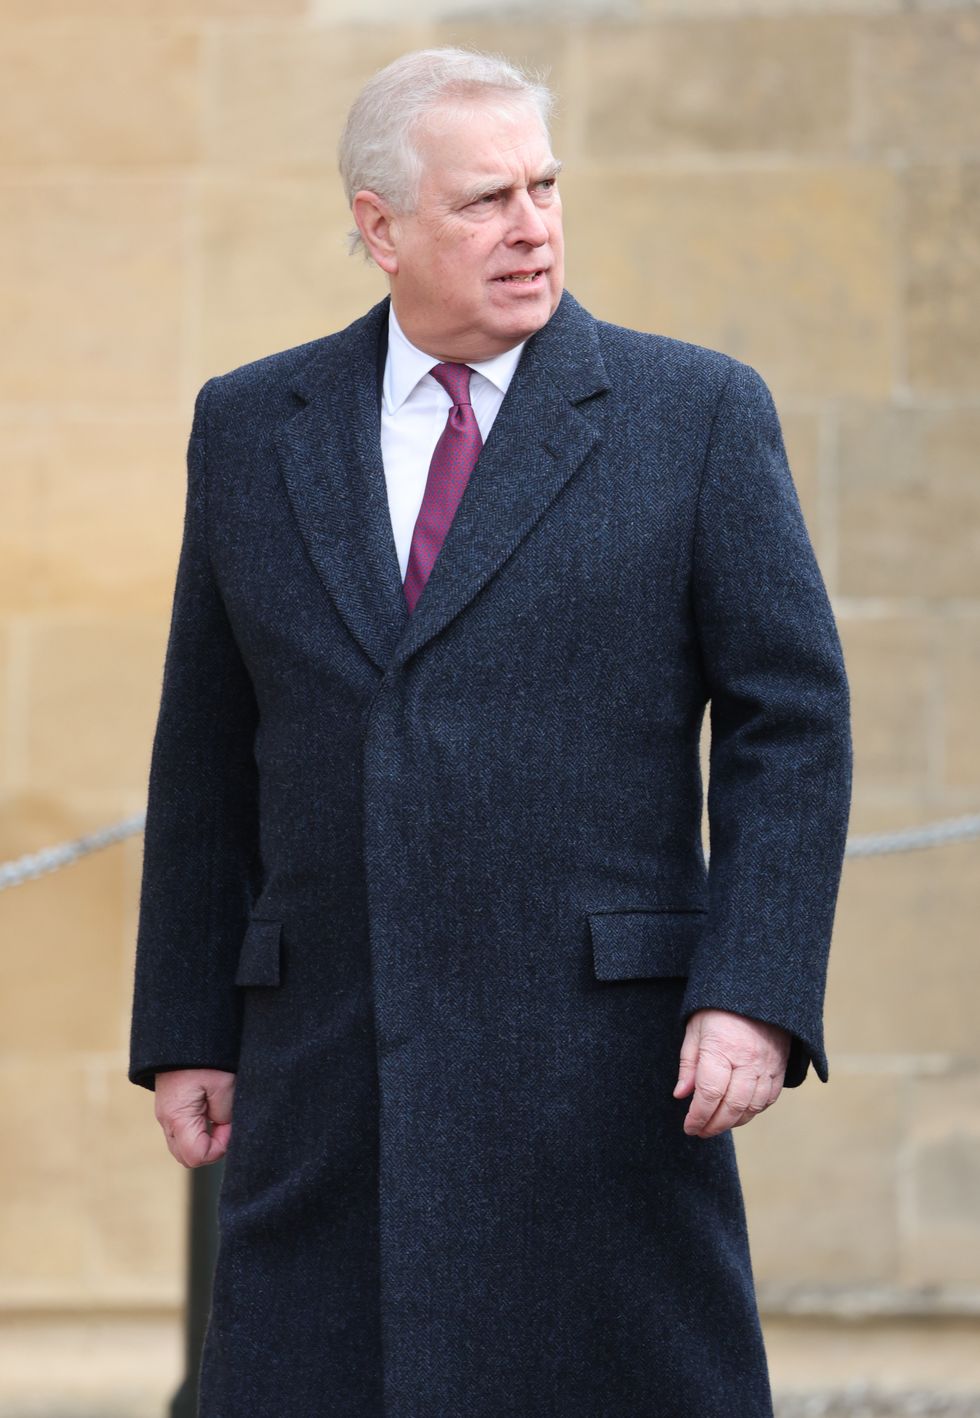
[182,1087,237,1166]
[189,1116,229,1166]
[161,1117,194,1168]
[195,1077,235,1161]
[204,1113,233,1162]
[180,1120,231,1167]
[732,1072,773,1129]
[158,1085,232,1168]
[682,1053,731,1135]
[205,1125,232,1162]
[162,1108,208,1168]
[155,1098,186,1165]
[674,1024,701,1099]
[207,1076,236,1159]
[768,1069,785,1109]
[687,1066,760,1138]
[208,1075,235,1125]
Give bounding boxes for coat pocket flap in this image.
[588,909,706,980]
[234,918,282,987]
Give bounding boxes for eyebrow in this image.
[458,158,563,207]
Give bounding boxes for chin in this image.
[498,299,555,340]
[524,306,557,340]
[464,286,561,357]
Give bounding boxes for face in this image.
[355,98,565,362]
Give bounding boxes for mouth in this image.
[492,269,547,286]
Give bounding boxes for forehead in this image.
[413,98,554,193]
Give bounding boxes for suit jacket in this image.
[128,289,852,1418]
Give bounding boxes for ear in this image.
[352,190,400,275]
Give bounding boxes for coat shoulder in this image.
[193,336,328,433]
[592,316,771,413]
[211,334,332,393]
[199,300,385,422]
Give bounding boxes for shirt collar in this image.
[383,301,527,414]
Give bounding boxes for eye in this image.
[536,178,557,192]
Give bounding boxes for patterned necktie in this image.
[403,362,483,613]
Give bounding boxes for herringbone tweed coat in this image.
[128,289,852,1418]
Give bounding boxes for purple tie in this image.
[403,362,483,613]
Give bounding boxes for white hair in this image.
[338,47,556,260]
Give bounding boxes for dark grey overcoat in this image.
[128,289,852,1418]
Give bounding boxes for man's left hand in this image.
[673,1009,791,1138]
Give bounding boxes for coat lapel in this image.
[273,297,409,673]
[272,289,610,674]
[391,290,610,669]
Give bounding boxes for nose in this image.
[507,189,549,247]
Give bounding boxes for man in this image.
[129,47,852,1418]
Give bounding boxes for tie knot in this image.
[430,362,473,407]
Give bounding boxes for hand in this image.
[673,1009,790,1138]
[154,1068,236,1168]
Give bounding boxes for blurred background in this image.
[1,1,978,1415]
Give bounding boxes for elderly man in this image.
[129,46,852,1418]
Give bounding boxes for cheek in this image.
[459,231,497,287]
[550,229,565,276]
[435,231,486,281]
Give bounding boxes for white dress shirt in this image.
[380,303,528,580]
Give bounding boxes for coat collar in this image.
[273,288,609,673]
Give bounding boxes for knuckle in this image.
[729,1085,758,1109]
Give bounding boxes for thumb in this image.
[207,1073,236,1126]
[194,1075,236,1164]
[674,1021,701,1098]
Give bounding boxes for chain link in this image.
[0,811,978,893]
[0,813,145,891]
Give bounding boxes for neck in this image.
[389,297,526,365]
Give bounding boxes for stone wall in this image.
[1,1,978,1408]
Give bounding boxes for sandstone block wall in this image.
[1,1,977,1403]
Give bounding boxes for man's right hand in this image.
[154,1068,236,1168]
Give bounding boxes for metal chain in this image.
[844,813,980,858]
[0,812,145,891]
[0,810,978,894]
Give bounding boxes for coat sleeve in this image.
[680,358,853,1088]
[128,377,261,1092]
